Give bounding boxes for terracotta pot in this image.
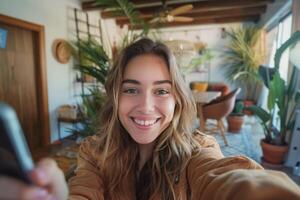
[243,100,255,115]
[227,115,244,133]
[260,140,289,164]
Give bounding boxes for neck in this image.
[138,142,155,171]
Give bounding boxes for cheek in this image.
[118,96,138,121]
[118,96,130,117]
[161,98,176,118]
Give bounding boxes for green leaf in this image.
[72,38,109,86]
[266,71,285,117]
[246,105,271,124]
[287,120,295,131]
[274,31,300,71]
[233,101,244,114]
[295,90,300,103]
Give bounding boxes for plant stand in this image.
[261,157,285,170]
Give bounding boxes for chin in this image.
[131,136,157,145]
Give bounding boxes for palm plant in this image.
[72,38,109,137]
[74,38,109,86]
[223,25,264,100]
[77,87,106,137]
[94,0,150,48]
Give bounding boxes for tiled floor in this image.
[205,116,300,186]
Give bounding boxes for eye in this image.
[123,88,139,95]
[155,88,170,96]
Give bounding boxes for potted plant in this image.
[222,25,264,110]
[227,100,245,133]
[246,31,300,165]
[72,38,109,138]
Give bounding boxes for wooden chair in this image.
[207,82,230,97]
[201,88,241,146]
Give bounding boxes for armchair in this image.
[202,88,241,146]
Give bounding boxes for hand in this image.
[0,158,69,200]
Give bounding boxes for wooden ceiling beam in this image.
[100,0,273,19]
[82,0,273,11]
[116,5,267,26]
[82,0,162,11]
[129,15,260,29]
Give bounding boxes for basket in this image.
[57,105,77,120]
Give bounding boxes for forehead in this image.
[123,54,171,81]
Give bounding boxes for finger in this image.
[0,176,50,200]
[31,158,68,200]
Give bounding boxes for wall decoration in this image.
[52,39,72,64]
[164,40,197,75]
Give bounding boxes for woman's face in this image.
[118,54,176,145]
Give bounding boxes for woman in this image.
[1,38,300,200]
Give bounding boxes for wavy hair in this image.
[97,38,200,199]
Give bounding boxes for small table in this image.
[193,91,221,131]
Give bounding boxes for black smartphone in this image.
[0,102,34,184]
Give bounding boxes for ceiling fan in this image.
[149,1,194,24]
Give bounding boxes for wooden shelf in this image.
[58,117,81,123]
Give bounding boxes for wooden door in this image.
[0,15,50,152]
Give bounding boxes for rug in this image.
[52,144,79,178]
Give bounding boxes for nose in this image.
[138,92,155,113]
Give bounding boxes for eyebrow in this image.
[122,79,172,85]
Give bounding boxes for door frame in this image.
[0,14,50,147]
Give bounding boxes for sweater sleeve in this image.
[68,136,104,200]
[187,153,300,200]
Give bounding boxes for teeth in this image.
[134,118,157,126]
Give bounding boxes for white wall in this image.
[0,0,102,142]
[104,23,240,91]
[154,24,240,86]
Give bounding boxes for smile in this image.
[131,118,160,126]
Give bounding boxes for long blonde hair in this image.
[98,38,200,199]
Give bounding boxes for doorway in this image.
[0,14,50,152]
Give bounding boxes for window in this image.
[268,14,293,81]
[266,14,293,130]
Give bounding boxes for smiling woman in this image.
[119,54,176,146]
[1,38,300,200]
[68,38,300,200]
[93,38,199,199]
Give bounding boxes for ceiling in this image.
[81,0,275,29]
